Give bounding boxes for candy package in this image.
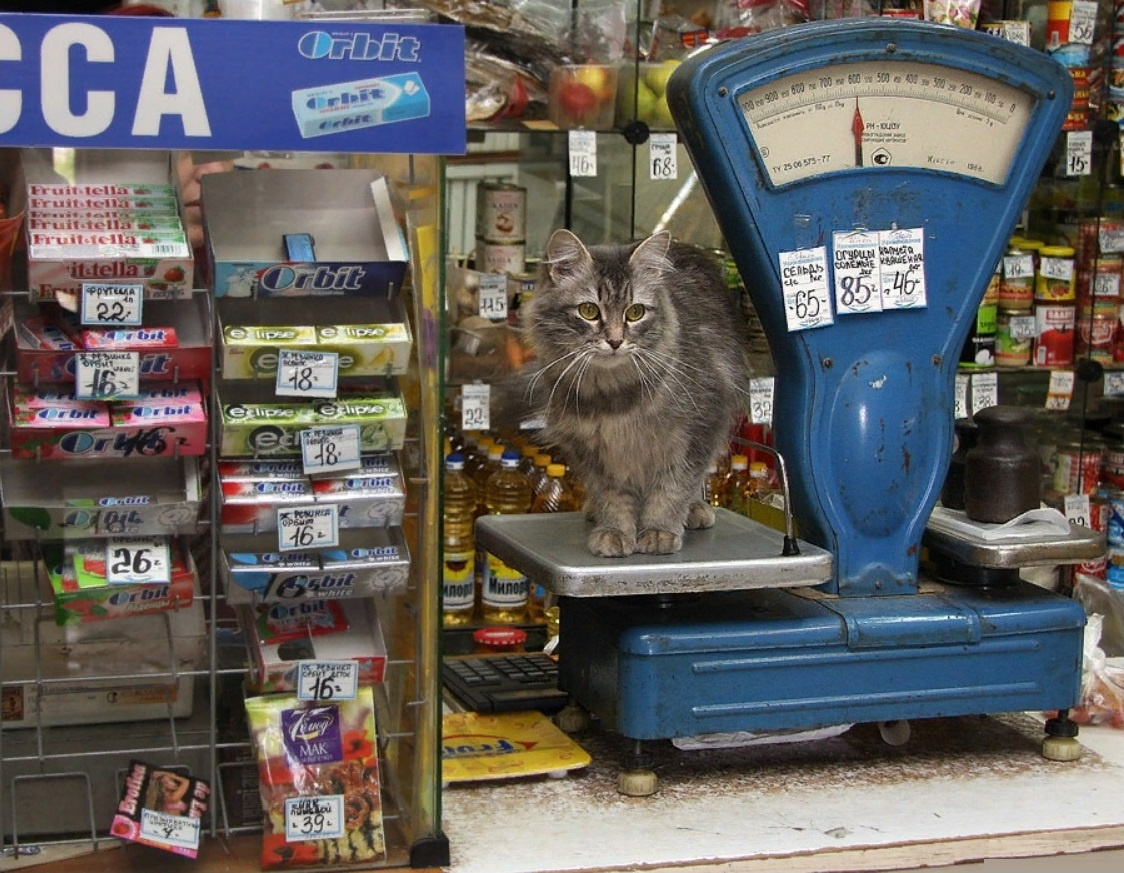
[111,759,210,858]
[245,688,386,869]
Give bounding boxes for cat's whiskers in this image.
[526,346,587,402]
[634,349,705,414]
[545,348,592,414]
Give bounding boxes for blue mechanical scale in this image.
[476,19,1105,794]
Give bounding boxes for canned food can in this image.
[1000,246,1035,310]
[983,262,1000,306]
[475,238,526,275]
[960,303,996,367]
[1033,302,1076,366]
[1076,303,1118,362]
[1053,439,1103,496]
[995,307,1033,367]
[1035,245,1076,301]
[1107,546,1124,589]
[1092,255,1123,297]
[1106,488,1124,545]
[475,182,527,243]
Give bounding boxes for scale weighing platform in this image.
[476,19,1105,795]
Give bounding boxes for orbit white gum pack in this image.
[290,71,430,139]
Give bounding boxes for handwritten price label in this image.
[832,230,883,315]
[954,373,970,421]
[1066,130,1092,177]
[276,349,339,399]
[1046,369,1075,411]
[749,377,774,425]
[140,809,200,853]
[277,505,339,552]
[878,228,927,310]
[105,537,171,585]
[462,383,491,432]
[478,273,508,320]
[1064,494,1091,528]
[75,350,140,400]
[80,283,142,326]
[970,371,998,416]
[300,425,361,475]
[568,130,597,178]
[296,660,359,702]
[649,132,678,181]
[778,246,833,332]
[285,796,344,842]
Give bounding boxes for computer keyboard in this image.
[442,652,569,714]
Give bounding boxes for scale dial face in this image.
[738,60,1036,187]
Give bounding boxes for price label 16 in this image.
[300,424,361,475]
[106,537,171,585]
[296,660,359,702]
[80,283,143,326]
[75,350,140,400]
[277,504,339,552]
[285,796,344,842]
[139,809,200,853]
[275,349,339,399]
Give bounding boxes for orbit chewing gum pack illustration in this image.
[291,71,430,139]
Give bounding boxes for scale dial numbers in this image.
[738,61,1035,187]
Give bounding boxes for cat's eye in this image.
[624,303,646,322]
[577,302,600,320]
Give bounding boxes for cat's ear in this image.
[629,231,672,281]
[545,229,592,283]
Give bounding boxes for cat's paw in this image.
[588,528,635,557]
[686,502,715,530]
[636,528,683,554]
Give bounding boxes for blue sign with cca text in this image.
[0,13,466,155]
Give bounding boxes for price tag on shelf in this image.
[296,660,359,702]
[1045,369,1075,411]
[1063,494,1091,529]
[1002,253,1034,280]
[277,504,339,552]
[649,132,678,181]
[275,349,339,399]
[1105,370,1124,396]
[568,129,598,178]
[778,246,833,332]
[300,424,361,476]
[749,377,774,425]
[1009,313,1037,341]
[285,796,344,843]
[80,282,143,326]
[461,383,490,432]
[970,371,998,416]
[954,372,970,421]
[1065,130,1093,177]
[106,537,171,585]
[477,273,508,321]
[139,809,200,854]
[75,350,139,400]
[1069,0,1097,44]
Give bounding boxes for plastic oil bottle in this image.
[481,450,533,624]
[724,453,751,515]
[527,463,577,622]
[442,453,477,627]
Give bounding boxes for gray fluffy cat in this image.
[519,228,750,557]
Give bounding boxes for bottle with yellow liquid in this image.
[527,463,577,622]
[442,453,477,627]
[481,450,533,624]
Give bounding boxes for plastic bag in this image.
[1071,612,1124,728]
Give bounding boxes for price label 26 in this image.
[106,537,171,585]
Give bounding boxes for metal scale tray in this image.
[475,508,834,598]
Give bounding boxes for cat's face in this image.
[527,230,673,369]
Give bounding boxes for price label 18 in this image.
[80,283,143,326]
[277,505,339,552]
[75,350,140,400]
[275,349,339,399]
[285,796,344,842]
[106,537,171,585]
[296,660,359,702]
[300,424,361,475]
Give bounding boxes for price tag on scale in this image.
[285,796,344,842]
[80,283,143,326]
[277,504,339,552]
[649,133,678,181]
[105,537,171,585]
[832,231,882,315]
[478,273,508,320]
[300,425,361,475]
[461,383,490,431]
[749,377,774,425]
[75,350,140,400]
[568,130,598,177]
[877,228,927,310]
[275,349,339,399]
[778,246,833,331]
[139,809,200,854]
[296,660,359,702]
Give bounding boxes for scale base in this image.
[557,579,1084,742]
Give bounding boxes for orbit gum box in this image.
[290,71,430,139]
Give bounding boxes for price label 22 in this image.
[80,283,143,326]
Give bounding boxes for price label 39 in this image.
[276,349,339,399]
[106,537,171,585]
[285,796,344,842]
[296,660,359,702]
[300,425,361,475]
[75,350,140,400]
[80,283,143,326]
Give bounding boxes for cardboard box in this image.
[201,169,407,298]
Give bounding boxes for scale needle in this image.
[852,99,864,168]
